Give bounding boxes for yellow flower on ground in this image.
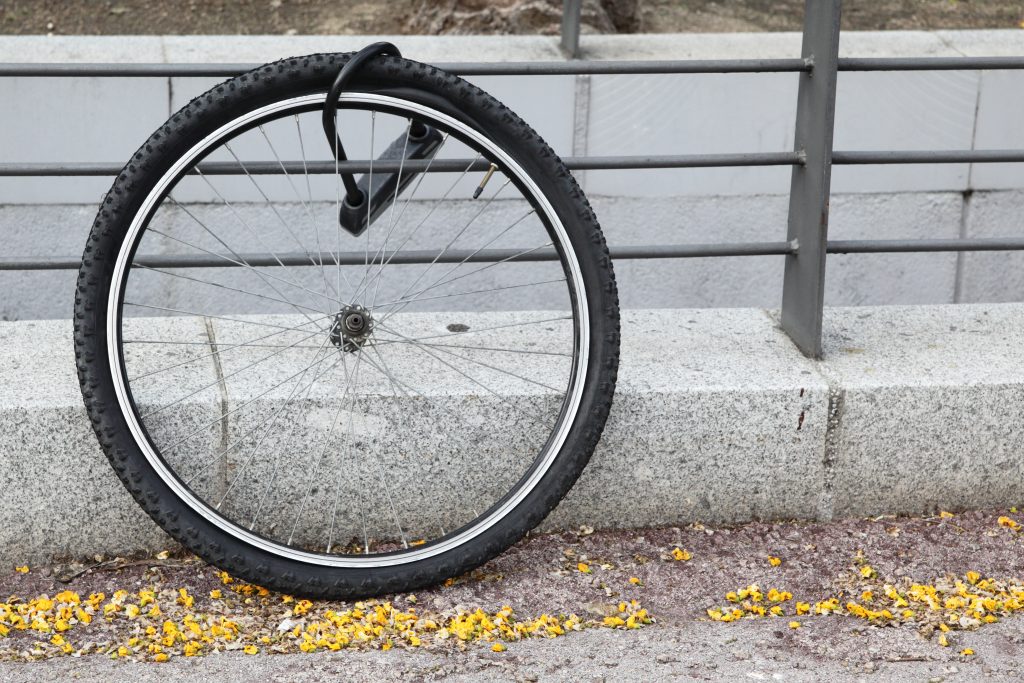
[210,589,223,600]
[154,653,170,662]
[998,516,1021,531]
[961,648,975,656]
[859,565,876,579]
[117,646,130,657]
[768,556,782,567]
[938,633,950,647]
[939,511,954,519]
[671,548,691,562]
[491,642,506,652]
[966,571,981,584]
[176,589,194,608]
[14,566,28,574]
[628,576,641,585]
[244,645,259,655]
[788,621,801,629]
[577,562,591,574]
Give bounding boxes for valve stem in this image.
[472,163,498,199]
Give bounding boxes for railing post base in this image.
[780,0,843,359]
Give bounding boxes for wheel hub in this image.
[330,304,373,352]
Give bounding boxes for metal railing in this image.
[2,0,1024,357]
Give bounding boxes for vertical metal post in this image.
[780,0,842,358]
[561,0,582,59]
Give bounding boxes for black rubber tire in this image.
[74,52,619,599]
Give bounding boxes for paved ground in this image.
[2,508,1024,681]
[1,620,1022,682]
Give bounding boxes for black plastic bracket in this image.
[323,42,444,237]
[338,122,443,236]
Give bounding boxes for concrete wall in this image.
[2,30,1024,320]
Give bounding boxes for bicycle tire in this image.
[74,52,619,599]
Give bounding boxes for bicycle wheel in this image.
[74,52,619,598]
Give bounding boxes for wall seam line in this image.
[761,308,841,522]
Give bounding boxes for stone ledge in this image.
[1,304,1022,565]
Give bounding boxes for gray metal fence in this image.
[1,0,1023,357]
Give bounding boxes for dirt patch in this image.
[1,0,1022,36]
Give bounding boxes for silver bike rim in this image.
[106,92,591,568]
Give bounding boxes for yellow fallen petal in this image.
[577,562,591,574]
[14,566,28,574]
[788,621,801,629]
[768,556,782,567]
[244,645,259,655]
[672,548,691,562]
[491,643,506,652]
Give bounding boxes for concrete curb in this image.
[2,303,1022,566]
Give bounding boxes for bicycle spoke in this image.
[217,335,335,510]
[135,264,327,318]
[364,344,468,532]
[186,349,344,489]
[261,121,338,297]
[302,351,372,550]
[354,132,449,304]
[383,178,512,315]
[377,242,555,325]
[125,305,327,335]
[362,111,376,290]
[349,152,479,304]
[127,316,327,381]
[380,327,547,425]
[148,217,341,310]
[373,338,571,357]
[222,141,340,302]
[371,276,563,309]
[152,336,336,455]
[373,208,537,311]
[140,326,324,419]
[367,119,412,311]
[376,321,563,393]
[180,177,340,312]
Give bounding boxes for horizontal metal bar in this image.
[0,242,796,272]
[838,56,1024,71]
[0,59,811,78]
[827,237,1024,253]
[3,56,1022,80]
[7,237,1024,272]
[0,152,803,177]
[11,148,1024,177]
[833,150,1024,164]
